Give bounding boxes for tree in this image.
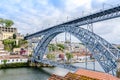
[0,18,4,26]
[3,39,15,51]
[4,19,14,27]
[48,44,57,52]
[56,43,65,52]
[65,52,73,62]
[0,18,14,27]
[3,59,7,66]
[13,33,16,39]
[46,53,55,60]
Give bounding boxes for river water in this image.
[0,62,104,80]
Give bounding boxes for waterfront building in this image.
[0,55,28,64]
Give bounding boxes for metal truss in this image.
[35,59,80,71]
[31,25,120,75]
[24,5,120,76]
[25,5,120,40]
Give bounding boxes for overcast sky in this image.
[0,0,120,44]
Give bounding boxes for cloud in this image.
[0,0,119,43]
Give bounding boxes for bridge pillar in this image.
[117,59,120,77]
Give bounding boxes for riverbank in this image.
[0,62,29,69]
[0,61,54,69]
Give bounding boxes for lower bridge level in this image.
[34,59,80,71]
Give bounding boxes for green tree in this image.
[19,39,28,47]
[3,39,15,51]
[13,33,16,39]
[56,43,65,52]
[48,44,57,52]
[4,19,14,27]
[0,18,4,26]
[65,52,73,62]
[46,53,55,60]
[3,39,28,52]
[0,18,14,27]
[3,59,7,65]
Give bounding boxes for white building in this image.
[73,52,91,62]
[0,55,28,64]
[0,41,9,56]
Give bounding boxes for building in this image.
[72,52,91,62]
[15,33,24,39]
[0,55,28,64]
[13,48,28,55]
[0,26,17,40]
[0,41,9,56]
[0,26,23,40]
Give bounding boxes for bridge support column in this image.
[116,59,120,77]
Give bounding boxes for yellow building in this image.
[0,26,17,40]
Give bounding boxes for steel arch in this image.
[33,25,119,75]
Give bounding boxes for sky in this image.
[0,0,120,44]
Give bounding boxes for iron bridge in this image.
[25,5,120,75]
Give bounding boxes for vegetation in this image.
[56,43,65,52]
[19,39,28,47]
[13,33,17,39]
[65,52,73,62]
[3,60,7,66]
[3,39,16,51]
[46,53,55,60]
[3,39,28,51]
[0,62,29,69]
[48,44,57,52]
[48,43,65,52]
[0,18,14,27]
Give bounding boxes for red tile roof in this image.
[75,69,120,80]
[0,55,27,60]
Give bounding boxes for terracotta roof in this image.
[48,72,99,80]
[64,72,98,80]
[48,74,64,80]
[73,52,91,57]
[49,69,119,80]
[0,55,27,60]
[75,69,120,80]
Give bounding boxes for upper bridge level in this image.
[25,5,120,40]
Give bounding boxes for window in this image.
[12,59,14,62]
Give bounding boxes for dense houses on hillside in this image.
[0,44,28,64]
[0,55,28,64]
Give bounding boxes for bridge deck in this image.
[35,59,80,71]
[25,5,120,39]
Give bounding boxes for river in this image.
[0,62,104,80]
